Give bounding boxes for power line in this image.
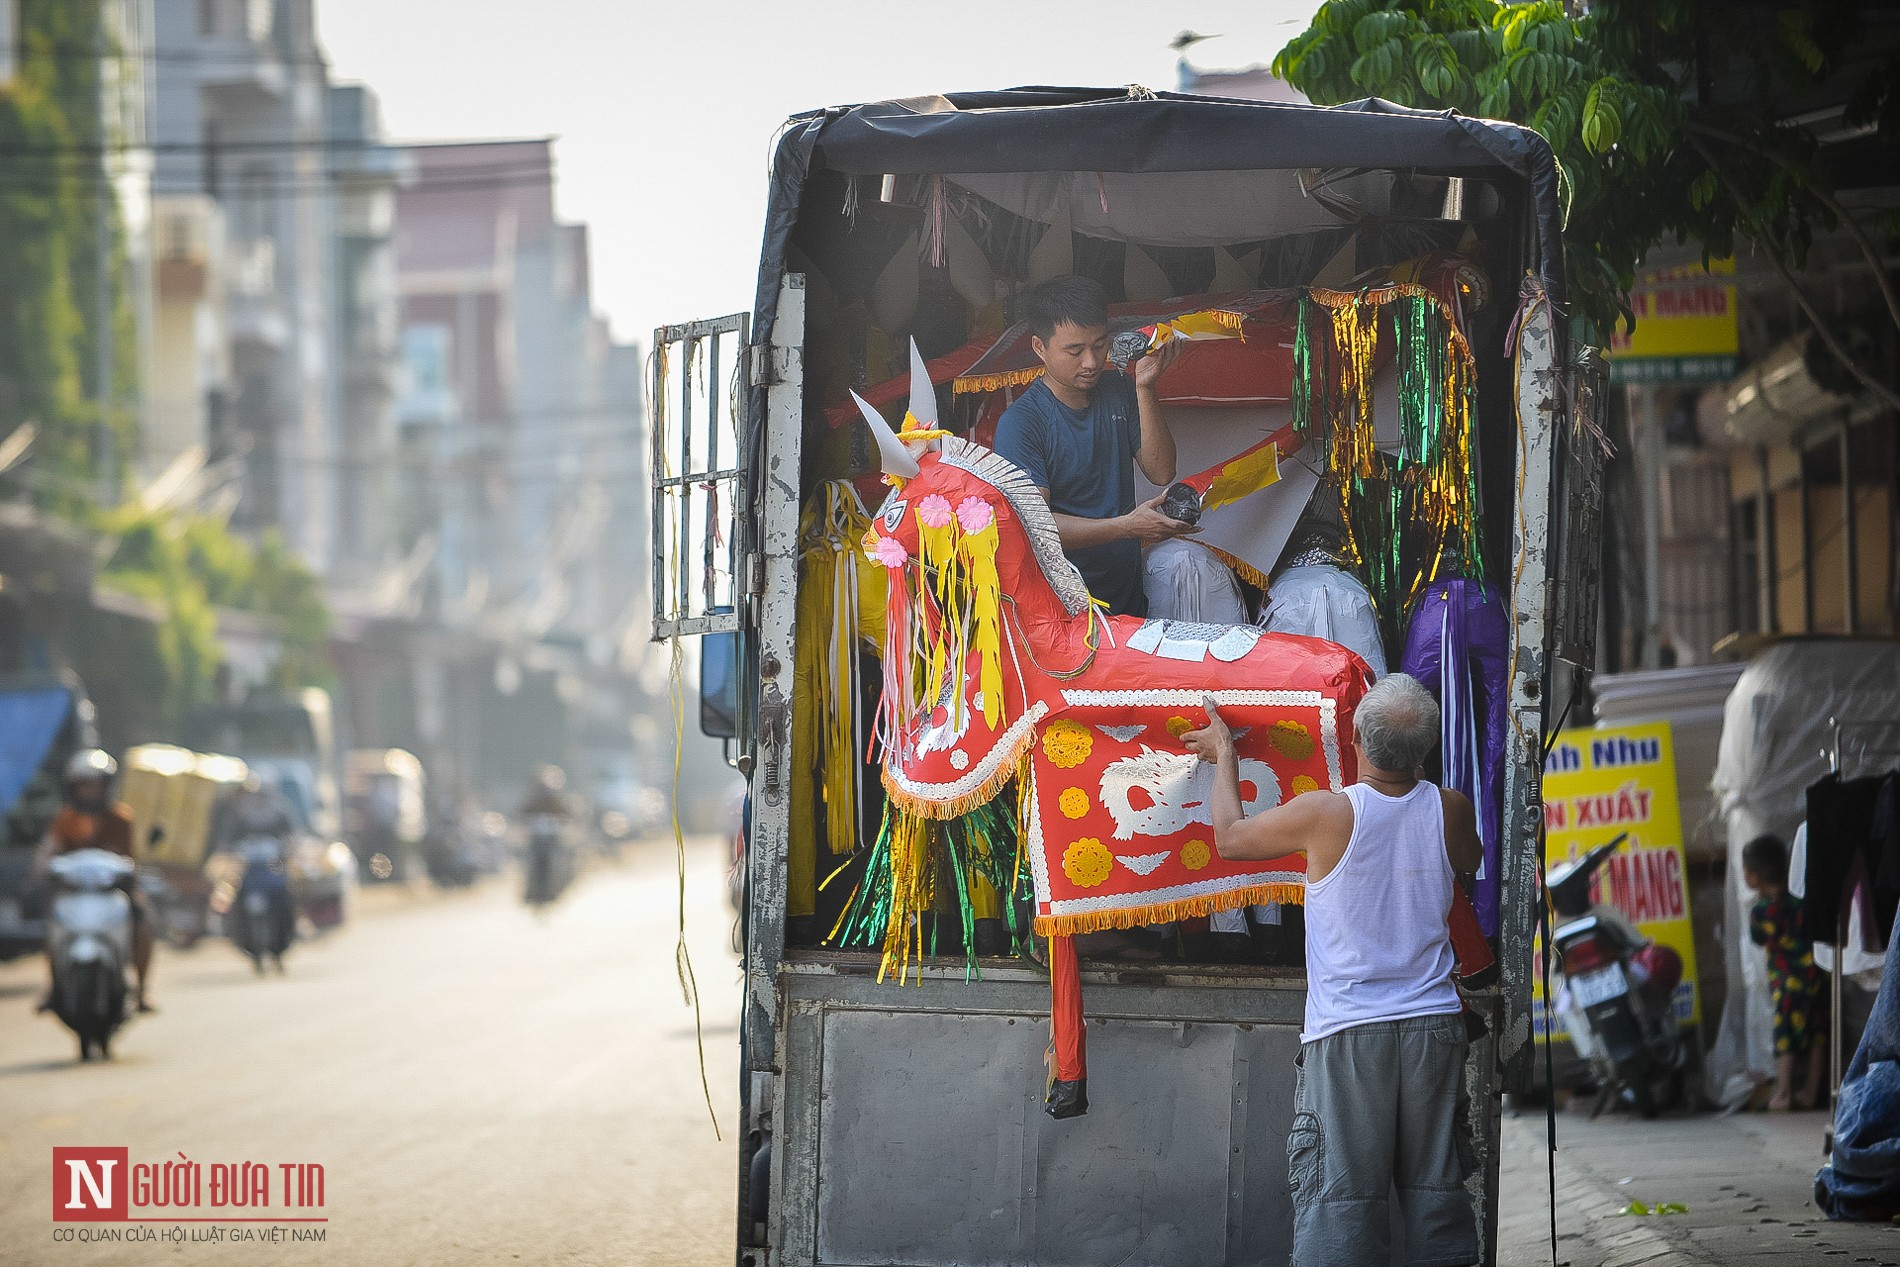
[0,168,569,204]
[0,136,558,156]
[0,38,342,70]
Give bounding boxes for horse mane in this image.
[934,437,1092,618]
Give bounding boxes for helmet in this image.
[64,749,118,786]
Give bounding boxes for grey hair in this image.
[1353,673,1441,772]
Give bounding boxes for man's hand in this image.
[1122,492,1200,545]
[1183,696,1234,766]
[1132,339,1182,391]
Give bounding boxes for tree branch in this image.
[1688,122,1900,338]
[1689,137,1900,415]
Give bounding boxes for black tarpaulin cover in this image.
[751,87,1566,363]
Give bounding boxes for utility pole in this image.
[93,2,117,508]
[1636,384,1664,668]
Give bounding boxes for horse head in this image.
[851,344,1103,818]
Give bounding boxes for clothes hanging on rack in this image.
[1801,773,1900,949]
[1791,823,1887,974]
[1874,777,1900,912]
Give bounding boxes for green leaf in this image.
[1581,78,1622,154]
[1352,10,1411,55]
[1689,170,1718,211]
[1415,35,1459,100]
[1351,41,1400,92]
[1446,27,1497,72]
[1776,9,1826,74]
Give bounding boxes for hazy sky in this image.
[317,0,1321,346]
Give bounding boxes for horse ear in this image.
[907,338,937,431]
[850,390,922,480]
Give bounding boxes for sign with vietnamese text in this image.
[1533,721,1700,1041]
[1608,258,1738,384]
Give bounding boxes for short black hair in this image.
[1022,276,1109,341]
[1742,834,1788,886]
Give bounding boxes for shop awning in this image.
[0,687,72,815]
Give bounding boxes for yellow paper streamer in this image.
[1201,440,1282,512]
[960,522,1004,732]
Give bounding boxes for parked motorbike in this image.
[226,835,296,974]
[1548,832,1688,1118]
[522,814,574,909]
[45,847,137,1061]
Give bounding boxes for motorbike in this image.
[139,866,211,949]
[421,818,483,889]
[226,835,296,973]
[45,848,137,1061]
[523,814,574,909]
[1548,832,1688,1118]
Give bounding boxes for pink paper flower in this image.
[873,536,910,569]
[955,496,994,534]
[916,494,954,529]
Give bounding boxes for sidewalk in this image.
[1498,1101,1900,1266]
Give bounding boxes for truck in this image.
[184,688,354,929]
[655,87,1603,1266]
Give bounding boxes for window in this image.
[648,314,748,639]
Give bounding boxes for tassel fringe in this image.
[1032,882,1307,937]
[953,366,1045,395]
[879,722,1040,822]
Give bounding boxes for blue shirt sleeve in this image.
[993,397,1050,491]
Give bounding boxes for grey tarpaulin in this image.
[745,87,1567,478]
[1706,640,1900,1107]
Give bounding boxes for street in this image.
[0,836,741,1267]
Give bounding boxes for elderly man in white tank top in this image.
[1185,673,1484,1267]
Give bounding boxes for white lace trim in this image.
[885,701,1048,804]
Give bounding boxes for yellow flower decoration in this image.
[1290,775,1320,797]
[1042,720,1094,769]
[1268,719,1316,761]
[1165,715,1195,740]
[1181,839,1211,871]
[1062,838,1114,888]
[1058,787,1091,819]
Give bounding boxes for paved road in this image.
[1498,1099,1900,1266]
[0,836,741,1266]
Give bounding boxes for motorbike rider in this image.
[211,773,297,850]
[31,750,156,1013]
[519,766,572,902]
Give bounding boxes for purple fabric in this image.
[1400,579,1510,937]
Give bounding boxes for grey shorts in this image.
[1287,1012,1480,1267]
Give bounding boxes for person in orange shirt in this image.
[32,750,157,1013]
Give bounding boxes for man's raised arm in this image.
[1182,696,1346,866]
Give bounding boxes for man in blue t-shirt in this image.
[993,276,1194,617]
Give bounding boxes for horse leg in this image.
[1045,932,1089,1118]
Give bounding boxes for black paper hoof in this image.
[1045,1078,1089,1119]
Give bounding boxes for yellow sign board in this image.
[1533,721,1700,1041]
[1608,258,1738,384]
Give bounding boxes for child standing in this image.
[1744,834,1828,1111]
